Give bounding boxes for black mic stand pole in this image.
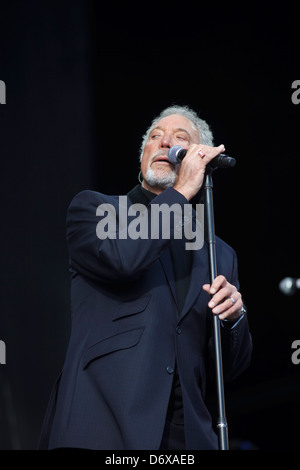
[204,166,229,450]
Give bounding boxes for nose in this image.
[159,132,173,149]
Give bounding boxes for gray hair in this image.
[139,105,214,161]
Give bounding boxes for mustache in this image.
[149,150,170,164]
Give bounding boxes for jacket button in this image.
[176,326,182,334]
[166,366,174,374]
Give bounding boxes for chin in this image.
[145,168,176,189]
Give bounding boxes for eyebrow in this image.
[150,126,192,139]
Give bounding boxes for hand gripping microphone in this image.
[168,145,236,168]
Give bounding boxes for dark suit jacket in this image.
[39,185,252,450]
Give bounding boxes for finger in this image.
[186,144,225,162]
[202,284,211,293]
[209,275,227,294]
[218,298,244,320]
[211,295,243,318]
[209,283,235,306]
[210,294,240,314]
[200,144,225,164]
[203,279,229,297]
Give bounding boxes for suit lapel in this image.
[179,241,210,322]
[126,185,210,316]
[127,185,179,307]
[159,237,210,319]
[159,250,178,308]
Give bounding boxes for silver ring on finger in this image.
[229,297,236,305]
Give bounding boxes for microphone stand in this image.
[204,165,229,450]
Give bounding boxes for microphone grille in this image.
[168,145,183,164]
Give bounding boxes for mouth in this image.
[153,155,172,165]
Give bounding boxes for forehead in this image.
[152,114,200,140]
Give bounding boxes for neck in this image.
[141,180,164,195]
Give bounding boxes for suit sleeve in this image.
[66,188,189,283]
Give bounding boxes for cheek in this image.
[140,157,149,177]
[140,145,153,173]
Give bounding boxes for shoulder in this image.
[66,190,123,226]
[68,190,121,210]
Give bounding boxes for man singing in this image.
[39,105,252,450]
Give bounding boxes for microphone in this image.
[279,277,300,296]
[168,145,236,168]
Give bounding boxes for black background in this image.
[0,1,299,450]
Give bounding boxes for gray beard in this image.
[144,166,176,189]
[144,150,178,189]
